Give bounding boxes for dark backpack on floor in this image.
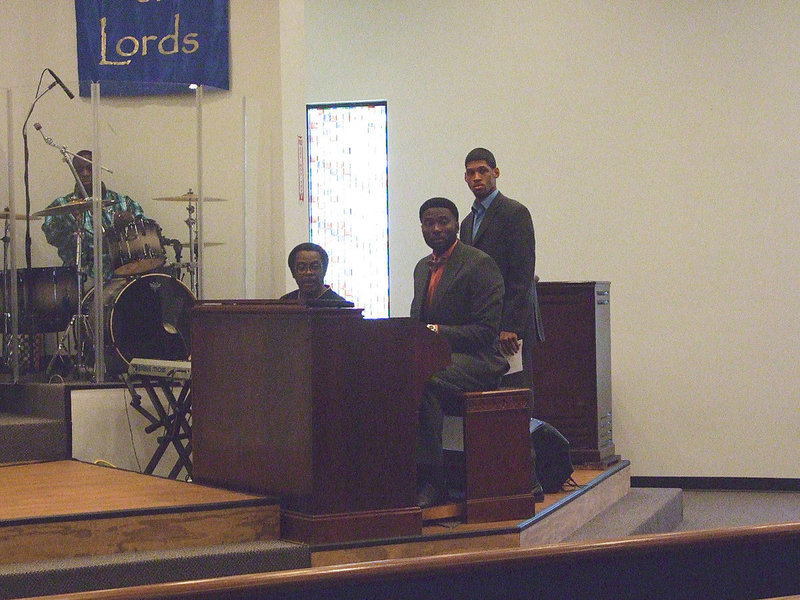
[530,418,574,493]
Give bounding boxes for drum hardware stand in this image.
[153,189,221,299]
[184,201,199,297]
[2,217,12,362]
[45,216,93,380]
[158,233,184,281]
[39,141,100,380]
[0,214,20,370]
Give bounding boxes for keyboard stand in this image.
[121,372,192,480]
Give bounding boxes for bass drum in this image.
[83,274,195,372]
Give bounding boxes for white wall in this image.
[71,386,189,480]
[306,1,800,478]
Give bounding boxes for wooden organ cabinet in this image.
[190,301,451,544]
[531,281,618,465]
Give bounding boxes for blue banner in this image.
[75,0,230,96]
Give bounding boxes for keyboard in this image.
[128,358,191,380]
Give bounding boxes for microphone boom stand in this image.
[22,70,63,270]
[44,147,92,380]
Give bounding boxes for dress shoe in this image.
[531,480,545,503]
[417,482,445,508]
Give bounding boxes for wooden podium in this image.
[190,301,450,544]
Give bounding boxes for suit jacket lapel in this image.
[415,262,430,306]
[461,211,474,245]
[429,242,464,310]
[473,193,503,245]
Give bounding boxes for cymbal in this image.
[178,241,224,247]
[33,199,113,218]
[0,211,40,220]
[154,192,226,202]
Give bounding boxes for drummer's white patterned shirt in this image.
[41,185,145,280]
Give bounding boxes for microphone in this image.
[46,69,75,100]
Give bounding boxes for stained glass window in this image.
[306,102,389,317]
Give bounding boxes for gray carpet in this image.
[0,382,70,463]
[565,488,683,542]
[0,412,68,463]
[564,488,800,542]
[0,540,310,599]
[676,489,800,531]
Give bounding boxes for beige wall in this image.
[306,1,800,478]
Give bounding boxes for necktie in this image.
[472,204,484,239]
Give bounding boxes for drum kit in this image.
[1,191,224,380]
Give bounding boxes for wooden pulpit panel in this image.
[190,302,450,543]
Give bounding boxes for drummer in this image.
[41,150,146,280]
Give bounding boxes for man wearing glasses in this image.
[281,242,347,302]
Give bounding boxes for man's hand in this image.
[499,330,520,355]
[113,210,134,227]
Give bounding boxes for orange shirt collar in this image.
[430,239,458,266]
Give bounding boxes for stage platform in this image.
[0,459,631,565]
[0,380,675,598]
[313,459,633,566]
[0,458,655,598]
[0,460,281,565]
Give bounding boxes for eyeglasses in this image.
[295,261,323,274]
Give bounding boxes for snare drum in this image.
[106,217,166,276]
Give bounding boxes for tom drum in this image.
[106,217,166,276]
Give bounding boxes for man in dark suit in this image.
[460,147,546,502]
[411,197,508,507]
[459,147,544,392]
